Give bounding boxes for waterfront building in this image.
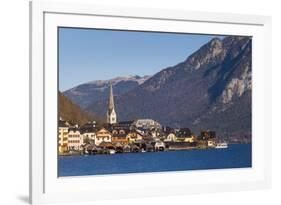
[115,142,124,153]
[164,133,177,142]
[111,129,129,145]
[145,143,154,152]
[68,127,83,151]
[133,119,162,130]
[207,140,216,147]
[131,144,141,152]
[107,83,117,124]
[126,130,144,143]
[80,121,99,143]
[148,128,161,138]
[183,135,197,143]
[199,130,216,140]
[123,144,131,153]
[111,120,134,130]
[175,131,197,143]
[98,141,115,151]
[84,143,99,154]
[175,128,192,142]
[82,131,97,142]
[58,119,69,154]
[154,140,165,151]
[95,128,112,146]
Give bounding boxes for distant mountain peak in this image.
[64,75,151,109]
[181,37,225,72]
[87,75,151,86]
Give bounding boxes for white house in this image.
[58,119,69,154]
[154,140,165,151]
[133,119,162,130]
[207,140,216,147]
[95,128,112,146]
[164,133,177,142]
[67,127,83,151]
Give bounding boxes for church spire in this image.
[108,82,115,111]
[107,82,117,124]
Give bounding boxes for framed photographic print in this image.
[30,1,272,204]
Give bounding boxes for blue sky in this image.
[59,28,224,91]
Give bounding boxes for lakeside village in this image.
[59,84,227,156]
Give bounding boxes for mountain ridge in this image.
[64,75,151,109]
[64,36,252,141]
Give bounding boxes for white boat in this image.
[215,142,228,149]
[109,149,116,154]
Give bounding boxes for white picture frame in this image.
[30,1,272,204]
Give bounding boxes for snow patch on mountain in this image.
[89,75,150,86]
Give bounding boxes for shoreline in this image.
[59,143,251,157]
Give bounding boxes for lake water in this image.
[58,144,251,177]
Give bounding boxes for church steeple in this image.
[107,83,117,124]
[108,83,115,111]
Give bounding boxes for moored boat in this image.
[109,149,116,154]
[215,142,228,149]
